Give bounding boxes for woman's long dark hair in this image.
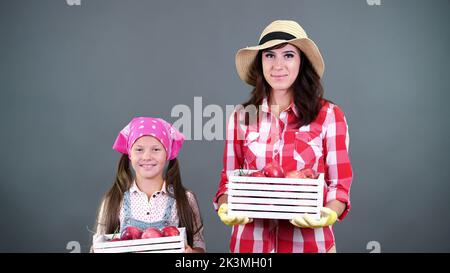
[243,43,326,127]
[95,154,202,247]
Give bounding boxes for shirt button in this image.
[147,212,150,215]
[152,194,156,198]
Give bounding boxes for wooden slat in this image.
[229,204,319,213]
[229,196,319,206]
[229,189,319,199]
[230,172,324,185]
[228,183,320,192]
[229,211,320,220]
[94,242,184,253]
[96,237,182,249]
[138,248,184,253]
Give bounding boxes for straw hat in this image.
[235,20,325,86]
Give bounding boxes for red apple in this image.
[286,170,307,178]
[141,227,163,239]
[120,226,143,240]
[250,171,266,177]
[263,162,285,178]
[300,168,318,179]
[286,169,319,179]
[161,226,180,237]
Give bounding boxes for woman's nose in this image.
[273,57,284,69]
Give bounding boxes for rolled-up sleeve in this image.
[213,110,244,210]
[324,105,353,221]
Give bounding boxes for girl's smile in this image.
[139,163,157,170]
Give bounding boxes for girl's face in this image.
[262,43,301,93]
[130,136,167,181]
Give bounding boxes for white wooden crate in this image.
[228,170,324,220]
[92,227,186,253]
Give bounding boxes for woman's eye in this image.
[284,53,294,58]
[264,53,274,59]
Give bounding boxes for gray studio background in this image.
[1,0,449,252]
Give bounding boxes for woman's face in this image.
[129,136,167,182]
[262,43,301,93]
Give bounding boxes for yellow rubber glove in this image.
[290,207,338,229]
[218,203,253,226]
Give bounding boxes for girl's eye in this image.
[264,53,274,59]
[135,148,143,152]
[153,148,161,152]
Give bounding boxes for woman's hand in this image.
[217,194,228,208]
[290,207,337,228]
[217,203,253,226]
[217,194,253,226]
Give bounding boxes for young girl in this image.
[215,20,353,253]
[94,117,205,252]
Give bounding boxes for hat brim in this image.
[235,38,325,86]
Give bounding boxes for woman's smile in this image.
[270,74,288,80]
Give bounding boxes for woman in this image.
[214,20,353,253]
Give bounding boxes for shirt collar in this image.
[260,97,270,113]
[261,97,299,117]
[129,180,168,195]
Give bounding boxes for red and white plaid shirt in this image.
[214,98,353,253]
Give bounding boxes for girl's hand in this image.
[184,244,193,253]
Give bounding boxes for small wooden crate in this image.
[228,170,324,220]
[92,227,186,253]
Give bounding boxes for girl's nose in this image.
[142,150,153,160]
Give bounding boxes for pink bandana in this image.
[112,117,184,160]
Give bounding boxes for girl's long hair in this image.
[243,43,327,127]
[95,154,202,247]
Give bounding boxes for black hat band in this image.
[258,31,296,45]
